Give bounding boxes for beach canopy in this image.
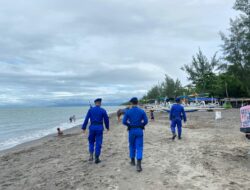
[189,97,218,102]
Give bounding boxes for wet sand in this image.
[0,109,250,190]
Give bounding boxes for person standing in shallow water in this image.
[122,97,148,172]
[169,98,187,140]
[82,98,109,164]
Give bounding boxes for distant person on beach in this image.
[57,128,63,136]
[82,98,109,164]
[69,116,73,123]
[117,106,130,122]
[122,97,148,172]
[169,98,187,140]
[69,115,76,123]
[150,110,155,120]
[72,115,76,122]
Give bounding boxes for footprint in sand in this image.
[109,175,115,179]
[114,167,121,172]
[191,175,206,179]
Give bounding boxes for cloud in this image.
[0,0,237,106]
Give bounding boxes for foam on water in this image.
[0,106,121,151]
[0,119,83,151]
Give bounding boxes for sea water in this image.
[0,106,121,151]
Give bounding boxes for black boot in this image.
[178,136,182,140]
[95,156,101,164]
[89,153,94,161]
[130,158,135,166]
[136,159,142,172]
[172,133,177,140]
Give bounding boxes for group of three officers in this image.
[82,97,186,172]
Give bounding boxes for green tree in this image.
[145,85,161,100]
[160,75,184,98]
[220,0,250,95]
[142,75,185,101]
[161,75,176,98]
[212,73,248,98]
[181,49,219,93]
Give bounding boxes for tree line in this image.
[142,0,250,102]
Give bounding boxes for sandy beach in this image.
[0,109,249,190]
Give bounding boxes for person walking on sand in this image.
[117,106,130,122]
[82,98,109,164]
[122,97,148,172]
[169,98,187,140]
[150,109,155,121]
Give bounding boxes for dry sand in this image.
[0,109,249,190]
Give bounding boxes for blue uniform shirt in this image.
[123,106,148,127]
[82,106,109,130]
[170,104,187,122]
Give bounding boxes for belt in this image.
[91,122,103,125]
[130,126,143,128]
[128,126,145,130]
[172,116,182,120]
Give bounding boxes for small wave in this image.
[0,119,83,151]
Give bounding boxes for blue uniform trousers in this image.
[129,128,143,160]
[171,119,182,137]
[88,129,103,157]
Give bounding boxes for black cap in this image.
[130,97,138,104]
[94,98,102,103]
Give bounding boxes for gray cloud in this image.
[0,0,237,106]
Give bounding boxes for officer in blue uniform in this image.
[122,97,148,172]
[169,98,187,140]
[82,98,109,164]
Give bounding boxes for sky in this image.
[0,0,238,106]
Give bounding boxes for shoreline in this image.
[0,125,81,155]
[0,112,117,155]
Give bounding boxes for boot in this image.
[172,133,177,140]
[130,158,136,166]
[136,159,142,172]
[95,156,101,164]
[89,153,94,161]
[178,136,182,140]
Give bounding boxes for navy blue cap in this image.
[175,97,181,103]
[130,97,138,104]
[94,98,102,103]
